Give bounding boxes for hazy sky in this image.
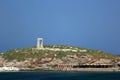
[0,0,120,55]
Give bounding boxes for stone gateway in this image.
[37,38,44,49]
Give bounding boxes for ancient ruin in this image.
[37,38,44,49]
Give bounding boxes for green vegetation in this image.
[1,45,119,61]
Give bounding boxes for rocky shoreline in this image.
[0,45,120,72]
[0,66,120,72]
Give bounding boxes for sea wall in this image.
[0,67,19,71]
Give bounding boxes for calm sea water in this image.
[0,71,120,80]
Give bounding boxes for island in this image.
[0,38,120,72]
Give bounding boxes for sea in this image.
[0,71,120,80]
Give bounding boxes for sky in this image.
[0,0,120,55]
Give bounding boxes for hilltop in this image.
[0,45,120,71]
[2,45,119,60]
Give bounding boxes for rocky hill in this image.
[0,45,120,71]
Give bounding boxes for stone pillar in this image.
[37,38,44,49]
